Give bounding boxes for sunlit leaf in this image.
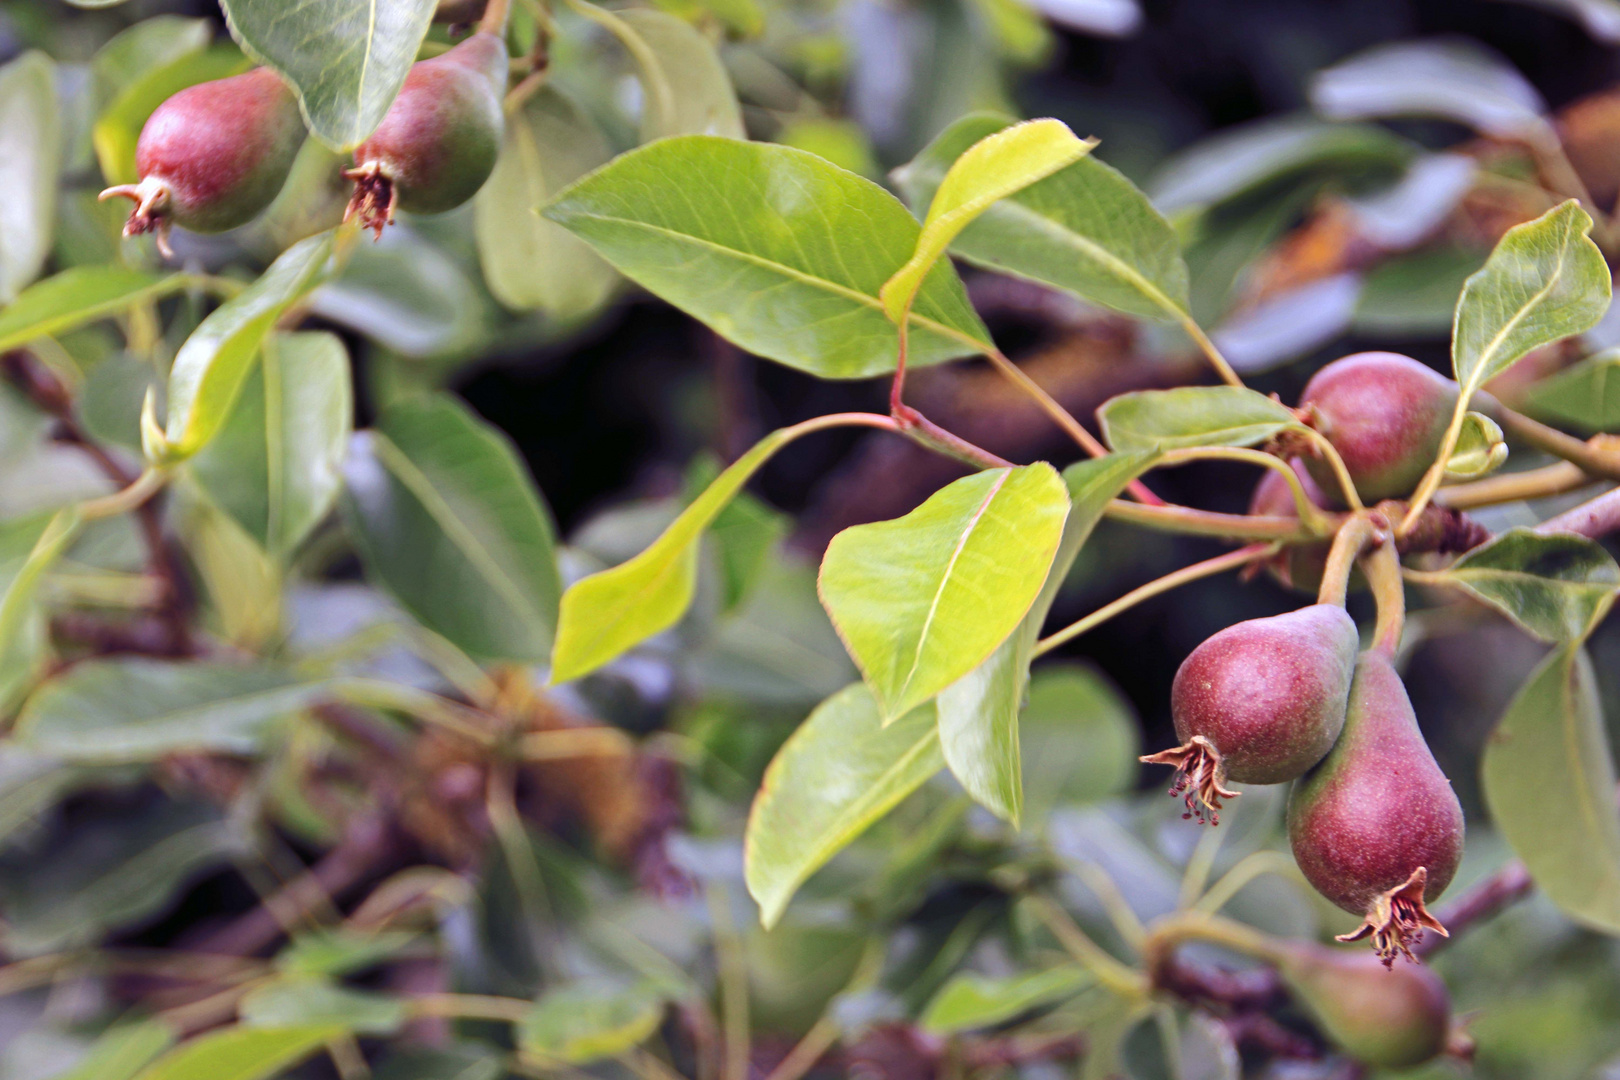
[132,1024,342,1080]
[819,463,1070,724]
[49,1020,174,1080]
[1452,200,1610,396]
[1099,386,1301,452]
[0,52,62,303]
[1483,643,1620,934]
[880,117,1090,322]
[544,136,991,378]
[894,112,1189,321]
[220,0,436,149]
[0,267,181,353]
[1433,528,1618,643]
[518,981,665,1065]
[744,682,943,928]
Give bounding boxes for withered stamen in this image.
[1141,735,1239,826]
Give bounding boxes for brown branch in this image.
[1534,486,1620,539]
[1414,860,1534,959]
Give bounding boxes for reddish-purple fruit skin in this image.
[1171,604,1358,784]
[1287,651,1464,916]
[351,32,506,216]
[1248,460,1339,593]
[1276,941,1452,1066]
[1299,352,1459,503]
[134,68,304,232]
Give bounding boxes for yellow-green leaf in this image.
[133,1024,342,1080]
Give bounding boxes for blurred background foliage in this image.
[4,0,1620,1076]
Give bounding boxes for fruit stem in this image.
[1104,500,1323,542]
[1434,460,1592,510]
[1174,310,1244,389]
[1297,426,1366,511]
[1026,895,1150,999]
[1362,537,1405,659]
[79,467,168,522]
[1158,446,1335,533]
[1400,394,1473,536]
[478,0,511,34]
[1495,406,1620,481]
[1318,513,1376,608]
[1034,542,1280,656]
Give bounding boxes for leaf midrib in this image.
[988,197,1187,318]
[1459,214,1574,389]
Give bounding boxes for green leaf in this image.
[1019,663,1140,820]
[894,112,1190,321]
[1483,643,1620,934]
[880,118,1090,322]
[921,965,1093,1034]
[161,232,335,461]
[1310,39,1548,140]
[552,426,798,683]
[933,451,1156,825]
[0,509,81,709]
[819,463,1070,723]
[544,136,991,378]
[188,332,352,559]
[615,9,744,141]
[132,1025,342,1080]
[0,52,62,303]
[220,0,436,150]
[342,393,562,663]
[91,16,211,97]
[1443,410,1508,479]
[276,928,419,977]
[1452,200,1611,395]
[239,978,407,1035]
[16,658,325,763]
[48,1020,174,1080]
[1099,386,1301,453]
[94,46,250,187]
[518,982,665,1065]
[744,682,944,928]
[474,87,617,318]
[1522,346,1620,432]
[1353,246,1486,338]
[1433,528,1618,643]
[0,267,182,353]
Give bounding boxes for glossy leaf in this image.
[552,426,796,683]
[0,52,61,303]
[895,112,1190,321]
[544,136,991,378]
[16,658,325,763]
[518,982,664,1065]
[934,451,1157,824]
[1434,528,1618,643]
[342,393,561,663]
[239,979,406,1035]
[921,965,1092,1034]
[880,118,1090,322]
[0,267,179,353]
[161,232,334,461]
[132,1024,342,1080]
[94,46,250,187]
[188,332,352,559]
[1310,39,1547,139]
[744,682,943,928]
[616,9,745,141]
[1483,644,1620,933]
[1099,386,1301,452]
[1443,410,1508,479]
[1523,347,1620,432]
[1452,200,1610,396]
[819,463,1070,723]
[220,0,436,149]
[474,87,617,318]
[50,1020,174,1080]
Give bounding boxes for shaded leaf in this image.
[518,981,665,1065]
[819,463,1070,725]
[0,52,62,303]
[474,87,617,318]
[16,658,325,763]
[240,978,407,1035]
[895,112,1189,321]
[921,965,1092,1034]
[744,682,943,928]
[1353,245,1484,337]
[49,1020,174,1080]
[1311,39,1547,139]
[1020,663,1140,820]
[132,1024,342,1080]
[1443,410,1508,479]
[371,1047,505,1080]
[616,9,745,141]
[220,0,436,149]
[1453,200,1610,395]
[1099,386,1301,452]
[1523,346,1620,432]
[276,929,419,977]
[0,509,81,710]
[881,117,1090,321]
[342,393,561,663]
[189,331,352,558]
[1435,527,1618,643]
[544,135,991,378]
[1483,643,1620,933]
[161,232,335,461]
[0,267,180,353]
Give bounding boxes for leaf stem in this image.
[1026,895,1149,999]
[1400,395,1472,535]
[78,468,167,522]
[1175,312,1244,389]
[1143,910,1282,971]
[1363,537,1405,658]
[1103,500,1318,542]
[1158,446,1335,532]
[1495,406,1620,481]
[407,992,534,1023]
[1435,460,1592,509]
[1317,514,1376,608]
[1297,427,1365,511]
[1193,851,1306,915]
[479,0,512,34]
[762,1017,841,1080]
[1034,542,1279,656]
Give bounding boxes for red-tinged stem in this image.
[1318,514,1376,608]
[1362,537,1405,659]
[1535,485,1620,539]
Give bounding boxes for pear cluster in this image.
[1145,350,1467,968]
[101,33,509,253]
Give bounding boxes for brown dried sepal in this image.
[1336,866,1449,967]
[1141,734,1239,825]
[343,160,398,239]
[98,177,176,258]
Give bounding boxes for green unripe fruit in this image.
[1274,940,1455,1067]
[1299,352,1460,504]
[345,32,507,236]
[99,67,305,254]
[1287,650,1464,964]
[1142,604,1357,824]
